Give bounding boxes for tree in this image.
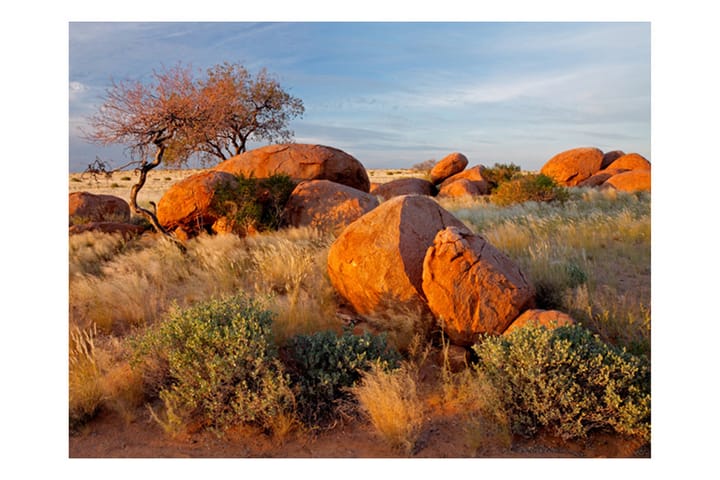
[84,62,304,242]
[196,63,305,162]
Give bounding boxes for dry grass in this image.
[351,362,425,453]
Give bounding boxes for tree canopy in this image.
[84,62,304,167]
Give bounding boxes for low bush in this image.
[213,173,296,234]
[286,329,401,426]
[482,162,522,191]
[131,294,295,436]
[472,323,650,442]
[491,173,569,206]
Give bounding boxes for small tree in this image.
[196,63,305,162]
[83,62,304,241]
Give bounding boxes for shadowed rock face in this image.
[69,192,130,224]
[282,179,379,235]
[157,170,239,236]
[601,150,626,170]
[422,226,535,346]
[213,144,371,192]
[437,178,483,197]
[430,152,468,184]
[327,195,467,318]
[540,147,604,186]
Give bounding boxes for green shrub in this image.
[213,173,296,234]
[491,173,569,206]
[472,324,650,442]
[482,162,522,191]
[286,329,401,426]
[131,294,294,436]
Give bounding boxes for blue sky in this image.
[69,21,650,172]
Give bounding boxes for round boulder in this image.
[69,192,130,224]
[437,178,483,197]
[327,195,467,318]
[282,180,379,234]
[606,153,651,172]
[372,177,436,200]
[429,152,469,184]
[157,170,240,237]
[503,309,575,336]
[540,147,604,186]
[439,165,491,195]
[422,226,535,346]
[214,143,371,192]
[603,169,651,192]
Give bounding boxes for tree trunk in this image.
[129,144,186,251]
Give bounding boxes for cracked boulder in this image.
[422,226,535,346]
[214,143,371,192]
[327,195,467,318]
[540,147,604,186]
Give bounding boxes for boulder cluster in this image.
[540,147,651,191]
[69,143,652,346]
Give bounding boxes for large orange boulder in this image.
[503,309,575,336]
[422,226,535,346]
[326,195,467,317]
[282,180,379,234]
[214,143,371,192]
[372,178,436,200]
[157,170,240,237]
[69,192,130,224]
[429,152,469,184]
[603,169,651,192]
[439,165,491,195]
[540,147,604,186]
[606,153,651,172]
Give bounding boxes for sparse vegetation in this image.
[491,173,569,206]
[69,171,650,457]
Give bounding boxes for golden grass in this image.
[351,363,425,453]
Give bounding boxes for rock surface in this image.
[503,309,575,335]
[606,153,651,172]
[69,192,130,224]
[282,180,379,234]
[157,170,240,237]
[601,150,626,170]
[214,143,371,192]
[372,177,436,200]
[326,195,467,317]
[603,169,651,192]
[540,147,604,186]
[437,178,483,197]
[422,226,535,346]
[439,165,491,195]
[429,152,469,184]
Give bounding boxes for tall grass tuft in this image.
[69,324,103,429]
[351,363,425,454]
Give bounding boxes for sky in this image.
[68,21,651,172]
